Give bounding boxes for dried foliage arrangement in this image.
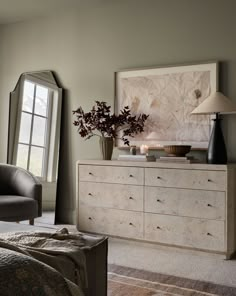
[73,101,149,145]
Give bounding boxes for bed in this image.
[0,222,108,296]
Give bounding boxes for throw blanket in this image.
[0,228,105,296]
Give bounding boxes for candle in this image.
[140,144,148,155]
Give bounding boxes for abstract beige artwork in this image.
[115,63,218,148]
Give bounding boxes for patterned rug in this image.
[108,264,236,296]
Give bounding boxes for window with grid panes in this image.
[16,80,52,179]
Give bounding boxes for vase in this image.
[99,137,114,160]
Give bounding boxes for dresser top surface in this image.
[77,159,236,171]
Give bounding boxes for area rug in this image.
[108,264,236,296]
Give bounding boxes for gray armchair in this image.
[0,164,42,225]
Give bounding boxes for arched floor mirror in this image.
[7,71,63,225]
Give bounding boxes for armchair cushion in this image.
[0,196,38,222]
[0,164,42,222]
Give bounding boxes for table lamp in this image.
[191,92,236,164]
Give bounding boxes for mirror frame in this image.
[7,70,63,223]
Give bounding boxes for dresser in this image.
[77,160,236,259]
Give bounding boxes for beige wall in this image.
[0,0,236,223]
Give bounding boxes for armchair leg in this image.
[29,219,34,225]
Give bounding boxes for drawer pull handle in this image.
[156,226,161,229]
[88,217,92,220]
[89,172,93,175]
[157,176,161,179]
[207,203,212,207]
[208,179,212,182]
[129,222,133,226]
[156,199,161,202]
[88,193,92,196]
[129,174,133,177]
[207,232,212,236]
[129,196,133,200]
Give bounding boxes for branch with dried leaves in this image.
[72,101,149,146]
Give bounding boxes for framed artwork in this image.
[115,62,218,149]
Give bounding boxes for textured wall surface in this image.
[0,0,236,223]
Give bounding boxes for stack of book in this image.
[157,156,199,163]
[118,155,156,162]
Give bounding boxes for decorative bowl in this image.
[163,145,191,157]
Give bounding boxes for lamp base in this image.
[207,115,227,164]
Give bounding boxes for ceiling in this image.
[0,0,95,25]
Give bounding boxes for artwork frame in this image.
[115,62,219,149]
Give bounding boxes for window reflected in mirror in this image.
[16,80,50,178]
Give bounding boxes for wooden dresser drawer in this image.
[79,182,143,211]
[145,213,225,252]
[145,187,225,220]
[79,165,144,185]
[145,168,226,191]
[79,205,144,239]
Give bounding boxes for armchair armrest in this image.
[0,164,42,217]
[13,169,42,217]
